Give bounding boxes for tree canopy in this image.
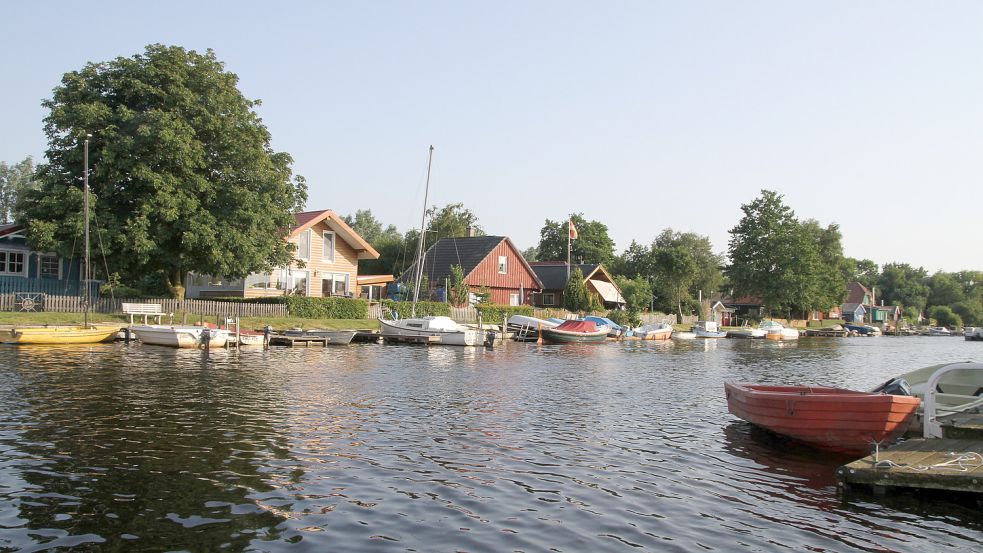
[726,190,845,315]
[20,44,307,298]
[537,213,615,265]
[0,157,36,224]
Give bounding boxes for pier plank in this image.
[838,438,983,494]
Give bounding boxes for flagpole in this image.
[566,219,571,281]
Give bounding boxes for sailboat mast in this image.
[83,134,91,328]
[411,145,434,318]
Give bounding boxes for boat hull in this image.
[540,328,609,343]
[637,329,672,340]
[725,382,921,455]
[379,318,484,346]
[130,325,229,348]
[6,324,122,345]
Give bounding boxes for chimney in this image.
[466,226,476,237]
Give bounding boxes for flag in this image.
[568,219,578,240]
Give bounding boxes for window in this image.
[298,230,311,260]
[542,293,556,306]
[285,270,308,296]
[509,293,520,306]
[323,231,335,262]
[321,273,349,296]
[498,255,507,274]
[40,255,60,278]
[0,251,25,275]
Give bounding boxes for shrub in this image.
[381,300,450,319]
[283,296,369,319]
[927,305,962,328]
[475,303,534,323]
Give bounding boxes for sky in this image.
[2,1,981,272]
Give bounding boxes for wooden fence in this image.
[3,294,287,318]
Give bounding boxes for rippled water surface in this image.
[1,337,982,552]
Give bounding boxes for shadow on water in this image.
[0,343,293,551]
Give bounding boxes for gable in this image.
[291,210,380,260]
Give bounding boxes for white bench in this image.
[122,302,166,324]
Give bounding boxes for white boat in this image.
[634,322,673,340]
[379,146,486,347]
[507,315,559,341]
[379,316,485,346]
[760,320,799,341]
[693,320,727,338]
[673,331,697,340]
[237,331,266,346]
[928,326,952,336]
[966,327,983,341]
[130,325,230,348]
[874,361,983,438]
[727,324,766,339]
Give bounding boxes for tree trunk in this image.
[167,268,186,299]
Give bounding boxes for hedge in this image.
[474,303,534,322]
[381,300,450,318]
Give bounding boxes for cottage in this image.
[399,235,542,305]
[710,295,764,323]
[0,224,93,300]
[186,210,380,298]
[841,302,867,323]
[529,263,626,309]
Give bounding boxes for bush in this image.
[282,296,369,319]
[475,303,534,323]
[606,309,639,327]
[381,300,450,319]
[927,305,962,328]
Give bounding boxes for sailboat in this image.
[6,135,122,345]
[378,146,487,347]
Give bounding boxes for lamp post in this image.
[83,133,92,328]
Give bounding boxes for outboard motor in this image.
[871,377,912,396]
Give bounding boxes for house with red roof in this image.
[186,209,380,298]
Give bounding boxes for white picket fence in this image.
[5,294,287,318]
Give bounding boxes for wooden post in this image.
[503,314,507,344]
[537,322,543,345]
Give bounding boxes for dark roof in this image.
[841,302,866,313]
[401,236,506,284]
[530,263,599,290]
[0,224,23,238]
[847,282,870,304]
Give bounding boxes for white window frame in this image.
[498,255,508,274]
[542,292,556,306]
[39,254,61,279]
[297,229,311,261]
[509,293,520,306]
[323,231,336,263]
[0,250,27,276]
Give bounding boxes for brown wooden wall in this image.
[464,240,539,304]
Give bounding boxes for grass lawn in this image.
[0,311,380,331]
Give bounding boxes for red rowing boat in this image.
[724,382,921,455]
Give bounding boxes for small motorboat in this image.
[693,320,727,338]
[845,323,881,336]
[673,331,697,340]
[966,327,983,341]
[507,315,559,341]
[725,381,921,455]
[540,319,609,344]
[760,320,799,341]
[634,322,673,340]
[585,316,624,337]
[927,326,952,336]
[237,330,266,346]
[727,323,766,339]
[130,325,230,348]
[876,361,983,437]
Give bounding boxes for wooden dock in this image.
[837,438,983,494]
[804,328,849,337]
[268,334,332,347]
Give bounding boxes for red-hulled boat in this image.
[724,382,921,455]
[540,320,609,344]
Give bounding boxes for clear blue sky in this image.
[3,1,981,272]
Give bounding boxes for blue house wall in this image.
[0,225,97,297]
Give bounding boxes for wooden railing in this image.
[3,294,287,318]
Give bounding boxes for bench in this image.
[122,302,166,325]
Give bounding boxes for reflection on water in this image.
[0,338,981,551]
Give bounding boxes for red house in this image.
[400,236,543,305]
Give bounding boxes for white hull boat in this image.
[874,361,983,437]
[379,316,486,346]
[673,331,697,340]
[507,315,559,341]
[634,322,673,340]
[760,320,799,341]
[693,320,727,338]
[130,325,230,348]
[966,327,983,341]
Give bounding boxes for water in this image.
[0,337,981,552]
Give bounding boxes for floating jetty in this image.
[804,328,849,337]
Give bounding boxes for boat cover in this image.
[555,320,598,332]
[585,316,621,330]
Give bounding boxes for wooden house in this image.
[529,262,626,309]
[841,302,867,323]
[0,223,96,300]
[710,295,764,323]
[399,236,542,305]
[186,210,380,298]
[841,282,898,324]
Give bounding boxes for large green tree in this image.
[0,157,37,224]
[537,213,615,265]
[343,209,406,276]
[877,263,930,313]
[21,44,307,298]
[726,190,833,315]
[653,244,697,318]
